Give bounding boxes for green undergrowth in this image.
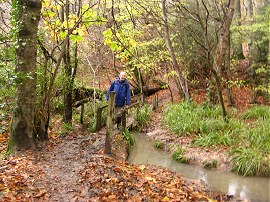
[135,104,152,130]
[73,100,108,132]
[162,102,270,177]
[154,140,164,149]
[172,147,188,163]
[122,128,135,147]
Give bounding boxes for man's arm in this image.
[106,81,114,101]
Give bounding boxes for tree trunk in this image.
[226,31,234,106]
[212,0,236,119]
[161,0,190,101]
[62,0,73,124]
[9,0,42,152]
[245,0,257,103]
[233,0,245,59]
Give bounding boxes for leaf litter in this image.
[0,130,239,202]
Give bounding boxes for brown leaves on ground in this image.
[0,133,219,202]
[0,155,45,201]
[0,133,9,154]
[80,155,214,201]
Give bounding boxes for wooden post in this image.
[140,93,144,105]
[121,109,126,131]
[96,107,102,132]
[152,95,157,111]
[80,104,84,124]
[105,91,115,155]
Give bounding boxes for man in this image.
[106,71,131,129]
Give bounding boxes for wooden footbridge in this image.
[77,90,159,155]
[96,91,143,155]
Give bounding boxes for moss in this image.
[6,138,15,156]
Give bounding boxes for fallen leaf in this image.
[139,165,146,170]
[33,189,47,198]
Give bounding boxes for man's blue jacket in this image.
[106,78,131,107]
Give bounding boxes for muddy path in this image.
[31,133,105,201]
[10,132,227,202]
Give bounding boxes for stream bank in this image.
[128,133,269,202]
[141,110,231,171]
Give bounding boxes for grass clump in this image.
[122,128,135,147]
[241,105,270,120]
[193,131,233,147]
[163,102,270,176]
[203,160,218,169]
[230,146,269,176]
[135,104,152,129]
[154,140,164,149]
[58,123,73,136]
[172,147,188,163]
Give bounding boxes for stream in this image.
[128,133,270,202]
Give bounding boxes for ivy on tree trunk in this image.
[9,0,42,152]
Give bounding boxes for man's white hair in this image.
[119,71,126,76]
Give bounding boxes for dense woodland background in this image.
[0,0,269,177]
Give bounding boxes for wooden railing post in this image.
[105,91,115,155]
[152,95,158,111]
[121,109,126,131]
[80,104,84,124]
[96,107,102,132]
[140,93,144,105]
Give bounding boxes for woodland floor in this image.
[0,128,238,202]
[0,97,244,202]
[0,61,257,201]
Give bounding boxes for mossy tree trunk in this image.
[9,0,42,152]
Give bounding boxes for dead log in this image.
[131,87,163,96]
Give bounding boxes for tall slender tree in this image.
[233,0,245,59]
[161,0,190,101]
[62,0,73,124]
[211,0,236,118]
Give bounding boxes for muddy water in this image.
[128,133,270,202]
